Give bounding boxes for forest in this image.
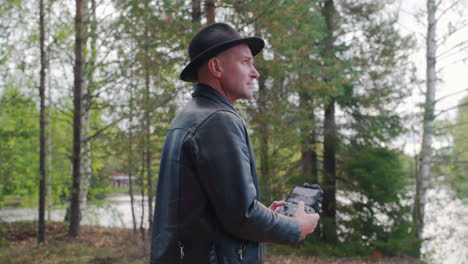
[0,0,467,263]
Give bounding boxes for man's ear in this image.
[207,57,223,78]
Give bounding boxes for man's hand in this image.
[294,201,319,240]
[269,200,285,213]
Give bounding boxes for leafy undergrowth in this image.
[0,221,421,264]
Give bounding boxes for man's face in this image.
[217,44,260,103]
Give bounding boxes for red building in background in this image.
[110,172,136,188]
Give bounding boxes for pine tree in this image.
[38,0,47,245]
[69,0,85,237]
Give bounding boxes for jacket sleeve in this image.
[192,111,302,245]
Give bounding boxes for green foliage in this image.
[342,145,408,203]
[372,220,420,257]
[88,172,113,201]
[0,88,114,206]
[337,145,418,256]
[0,87,39,198]
[447,95,468,199]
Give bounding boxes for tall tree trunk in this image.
[143,0,154,231]
[299,92,318,184]
[38,0,47,245]
[128,64,137,233]
[46,104,52,221]
[139,150,147,250]
[415,0,437,243]
[46,64,53,221]
[413,155,420,238]
[80,98,91,209]
[322,99,337,243]
[252,24,270,195]
[80,0,95,209]
[79,0,90,208]
[205,0,215,24]
[46,10,53,221]
[145,107,153,230]
[69,0,85,237]
[257,71,271,197]
[192,0,201,24]
[321,0,338,244]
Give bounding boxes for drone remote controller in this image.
[279,183,323,217]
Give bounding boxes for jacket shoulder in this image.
[169,96,241,133]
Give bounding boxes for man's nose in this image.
[250,66,260,79]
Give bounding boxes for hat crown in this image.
[180,22,264,82]
[189,23,242,61]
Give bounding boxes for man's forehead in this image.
[218,44,253,59]
[235,44,253,56]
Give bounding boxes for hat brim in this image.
[180,36,264,82]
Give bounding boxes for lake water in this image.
[421,187,467,264]
[0,195,151,229]
[1,189,466,264]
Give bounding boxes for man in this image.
[151,23,319,264]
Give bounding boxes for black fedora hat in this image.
[180,23,265,82]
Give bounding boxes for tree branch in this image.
[434,102,468,118]
[84,116,126,142]
[433,121,468,132]
[435,0,461,23]
[436,21,468,46]
[437,56,468,73]
[436,40,468,60]
[435,88,468,103]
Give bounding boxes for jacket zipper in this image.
[178,241,184,263]
[177,134,189,263]
[237,241,246,263]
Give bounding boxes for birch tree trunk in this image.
[415,0,437,241]
[80,94,91,208]
[80,0,96,209]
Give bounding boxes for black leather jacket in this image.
[151,84,301,264]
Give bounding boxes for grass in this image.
[0,221,421,264]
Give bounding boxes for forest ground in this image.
[0,221,421,264]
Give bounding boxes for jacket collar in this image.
[192,83,238,112]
